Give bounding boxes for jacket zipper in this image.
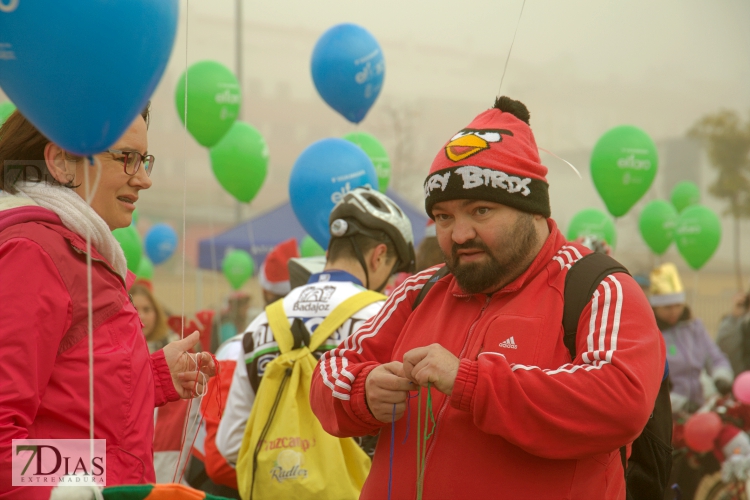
[418,295,492,497]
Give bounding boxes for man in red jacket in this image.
[310,96,665,499]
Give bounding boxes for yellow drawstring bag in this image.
[236,291,383,500]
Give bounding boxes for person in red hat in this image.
[258,238,300,305]
[310,97,666,499]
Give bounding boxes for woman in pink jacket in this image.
[0,107,214,499]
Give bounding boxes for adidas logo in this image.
[499,336,518,349]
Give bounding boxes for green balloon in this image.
[566,208,617,248]
[175,60,241,148]
[670,181,701,213]
[590,125,658,217]
[639,200,678,255]
[0,101,15,126]
[300,235,326,257]
[131,207,139,226]
[112,225,142,273]
[222,249,254,290]
[343,131,391,193]
[137,256,154,280]
[675,205,721,270]
[210,121,269,203]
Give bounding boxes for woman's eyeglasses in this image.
[107,149,155,177]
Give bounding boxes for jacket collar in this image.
[450,218,565,298]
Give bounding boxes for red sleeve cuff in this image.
[350,363,383,427]
[450,359,478,412]
[152,349,180,406]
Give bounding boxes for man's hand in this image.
[365,361,413,423]
[163,331,217,399]
[403,344,459,396]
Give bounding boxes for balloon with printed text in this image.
[590,126,658,217]
[222,249,254,290]
[670,181,701,214]
[289,138,378,249]
[311,24,385,124]
[210,121,268,203]
[566,208,617,248]
[675,205,721,270]
[0,0,178,155]
[638,200,678,255]
[113,225,142,274]
[144,223,178,265]
[343,131,391,193]
[175,60,241,147]
[0,102,15,126]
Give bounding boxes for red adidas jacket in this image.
[311,220,665,499]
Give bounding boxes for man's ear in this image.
[368,243,389,273]
[43,142,72,185]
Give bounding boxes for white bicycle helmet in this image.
[329,187,416,279]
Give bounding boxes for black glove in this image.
[716,378,733,396]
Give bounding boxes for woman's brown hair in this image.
[129,282,168,343]
[0,105,150,194]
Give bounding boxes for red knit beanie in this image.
[259,238,300,296]
[424,96,550,218]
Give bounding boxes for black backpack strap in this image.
[562,252,632,484]
[412,265,450,311]
[562,252,629,360]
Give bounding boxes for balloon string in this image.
[84,156,101,477]
[538,147,582,179]
[416,383,436,500]
[417,387,422,498]
[497,0,527,95]
[181,0,189,342]
[402,391,417,444]
[175,0,191,481]
[388,403,395,500]
[173,352,197,484]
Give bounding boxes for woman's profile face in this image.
[73,116,152,230]
[132,292,156,338]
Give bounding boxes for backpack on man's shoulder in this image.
[412,254,673,500]
[235,291,384,500]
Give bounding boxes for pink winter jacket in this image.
[0,206,180,499]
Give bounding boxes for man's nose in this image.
[451,217,476,245]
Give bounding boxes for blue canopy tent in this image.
[197,190,429,271]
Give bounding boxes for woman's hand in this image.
[162,331,216,399]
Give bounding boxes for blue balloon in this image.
[0,0,178,156]
[311,24,385,124]
[144,223,178,265]
[289,138,378,248]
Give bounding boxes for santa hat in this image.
[259,238,300,296]
[423,96,550,218]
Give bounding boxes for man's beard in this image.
[443,214,538,294]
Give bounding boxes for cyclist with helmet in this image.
[216,187,415,471]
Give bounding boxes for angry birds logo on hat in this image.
[445,128,514,162]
